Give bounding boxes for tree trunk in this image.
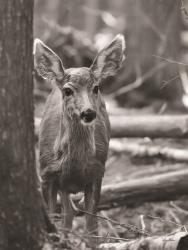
[0,1,48,249]
[115,0,183,105]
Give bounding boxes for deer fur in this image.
[34,34,125,247]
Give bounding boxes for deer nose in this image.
[80,109,96,123]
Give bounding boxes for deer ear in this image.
[33,39,64,81]
[90,34,126,79]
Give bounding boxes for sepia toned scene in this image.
[1,0,188,249]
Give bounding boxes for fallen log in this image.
[35,115,188,139]
[110,115,188,138]
[110,139,188,162]
[56,167,188,211]
[98,231,188,250]
[99,169,188,210]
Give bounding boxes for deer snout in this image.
[80,109,96,123]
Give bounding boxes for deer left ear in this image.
[33,38,65,81]
[90,34,126,80]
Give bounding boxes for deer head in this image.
[34,34,125,125]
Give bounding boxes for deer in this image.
[34,34,125,247]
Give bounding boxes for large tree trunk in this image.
[0,1,48,249]
[114,0,183,105]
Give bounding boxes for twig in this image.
[170,201,188,215]
[160,75,179,89]
[146,214,183,228]
[179,66,188,94]
[111,62,166,98]
[59,227,88,246]
[157,102,167,114]
[89,235,129,242]
[100,211,120,239]
[140,215,146,232]
[152,55,188,66]
[168,209,181,225]
[104,232,110,244]
[181,0,188,19]
[78,209,151,236]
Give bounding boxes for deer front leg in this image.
[60,191,75,230]
[42,180,57,215]
[84,177,102,248]
[59,191,76,245]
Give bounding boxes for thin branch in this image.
[157,102,167,114]
[100,211,120,239]
[140,215,146,232]
[89,235,129,242]
[111,62,166,98]
[179,66,188,94]
[181,0,188,19]
[78,209,151,236]
[146,214,183,228]
[160,75,180,89]
[168,209,181,225]
[152,55,188,66]
[170,201,188,216]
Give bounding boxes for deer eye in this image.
[63,87,73,96]
[93,85,99,94]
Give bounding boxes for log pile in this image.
[35,114,188,209]
[110,115,188,138]
[35,115,188,139]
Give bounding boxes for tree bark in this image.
[99,232,188,250]
[0,1,48,249]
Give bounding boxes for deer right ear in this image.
[90,34,126,80]
[33,39,64,81]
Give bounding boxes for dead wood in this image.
[35,115,188,139]
[110,139,188,162]
[110,115,188,138]
[56,167,188,211]
[98,232,188,250]
[99,169,188,210]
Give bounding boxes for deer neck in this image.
[54,113,96,159]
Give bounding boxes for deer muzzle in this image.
[80,109,96,123]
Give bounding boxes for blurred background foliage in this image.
[34,0,188,114]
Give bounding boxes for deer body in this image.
[40,77,110,194]
[34,35,125,247]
